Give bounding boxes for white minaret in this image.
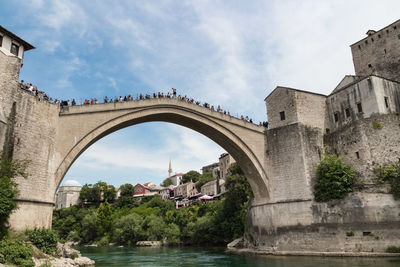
[168,160,173,178]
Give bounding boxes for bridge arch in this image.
[55,102,270,203]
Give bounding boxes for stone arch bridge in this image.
[3,89,320,242]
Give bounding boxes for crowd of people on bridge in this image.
[18,81,268,127]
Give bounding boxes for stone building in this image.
[200,179,225,196]
[1,21,400,253]
[55,179,82,210]
[201,162,219,178]
[219,153,235,180]
[351,19,400,82]
[169,173,184,186]
[173,182,197,199]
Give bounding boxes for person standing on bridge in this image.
[172,88,177,98]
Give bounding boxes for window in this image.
[371,38,374,42]
[384,96,389,108]
[10,43,19,56]
[398,33,400,39]
[357,102,363,113]
[280,111,285,121]
[365,40,368,44]
[334,112,339,122]
[394,26,397,30]
[358,45,361,49]
[378,34,381,38]
[345,108,350,118]
[368,64,372,68]
[355,151,360,159]
[0,35,2,47]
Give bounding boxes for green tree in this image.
[96,201,112,236]
[195,172,215,192]
[112,213,144,245]
[119,183,135,197]
[161,177,172,187]
[79,184,100,204]
[228,162,244,176]
[80,211,97,243]
[115,183,137,208]
[0,154,28,238]
[79,181,116,205]
[182,170,201,184]
[375,162,400,199]
[94,182,116,203]
[28,228,59,255]
[0,238,34,267]
[314,154,356,202]
[144,214,167,241]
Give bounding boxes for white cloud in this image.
[68,123,225,185]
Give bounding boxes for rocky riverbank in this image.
[33,242,94,267]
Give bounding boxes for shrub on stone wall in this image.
[0,238,34,267]
[0,153,28,238]
[27,228,59,255]
[314,154,356,202]
[372,119,383,129]
[374,162,400,199]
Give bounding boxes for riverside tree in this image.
[314,154,356,202]
[0,154,28,238]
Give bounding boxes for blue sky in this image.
[1,0,400,188]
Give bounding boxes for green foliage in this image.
[80,211,98,243]
[52,205,96,241]
[96,201,112,236]
[97,235,110,246]
[119,183,135,197]
[27,228,59,255]
[386,246,400,253]
[374,162,400,199]
[144,195,175,216]
[228,162,244,176]
[0,238,34,267]
[372,119,382,129]
[220,172,253,240]
[53,173,254,246]
[79,181,116,205]
[346,231,354,237]
[182,170,201,184]
[314,154,356,202]
[144,214,167,241]
[115,195,139,209]
[195,172,216,192]
[112,213,144,246]
[160,177,172,187]
[0,154,28,238]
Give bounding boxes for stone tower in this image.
[168,160,172,178]
[0,26,35,156]
[350,19,400,82]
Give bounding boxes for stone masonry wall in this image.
[265,123,315,202]
[295,91,326,130]
[0,50,60,230]
[265,87,297,129]
[324,113,400,185]
[0,50,21,151]
[351,20,400,82]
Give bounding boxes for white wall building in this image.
[55,179,82,209]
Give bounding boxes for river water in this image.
[77,246,400,267]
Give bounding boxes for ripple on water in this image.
[76,246,400,267]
